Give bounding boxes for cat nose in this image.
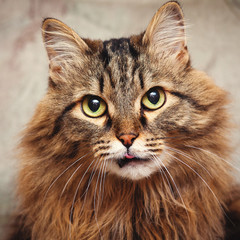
[118,133,138,148]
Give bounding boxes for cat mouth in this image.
[117,156,150,168]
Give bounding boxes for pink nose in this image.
[118,134,137,148]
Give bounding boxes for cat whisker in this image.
[43,153,88,202]
[164,151,229,218]
[184,144,240,173]
[101,160,108,204]
[151,153,190,221]
[69,157,98,240]
[97,159,107,209]
[80,158,101,199]
[93,160,105,238]
[152,155,175,196]
[62,153,98,201]
[78,157,103,222]
[165,146,213,177]
[60,163,83,199]
[145,156,166,219]
[76,156,108,234]
[80,159,101,218]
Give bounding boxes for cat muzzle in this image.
[117,156,150,168]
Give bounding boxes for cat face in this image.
[36,3,226,181]
[70,44,169,180]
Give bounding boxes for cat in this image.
[5,1,240,240]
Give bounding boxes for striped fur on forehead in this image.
[101,38,140,59]
[99,37,143,91]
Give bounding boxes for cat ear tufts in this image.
[143,1,189,63]
[42,18,90,77]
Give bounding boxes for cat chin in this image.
[107,160,159,180]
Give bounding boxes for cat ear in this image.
[143,2,189,64]
[42,18,90,78]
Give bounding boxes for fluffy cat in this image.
[6,1,240,240]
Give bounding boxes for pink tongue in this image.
[125,153,135,159]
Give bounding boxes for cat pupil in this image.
[148,90,160,104]
[88,97,100,112]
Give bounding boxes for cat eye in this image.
[142,87,165,110]
[82,95,107,118]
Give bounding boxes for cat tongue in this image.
[125,153,135,159]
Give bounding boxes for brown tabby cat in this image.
[6,1,240,240]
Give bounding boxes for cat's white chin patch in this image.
[104,139,164,180]
[108,160,159,180]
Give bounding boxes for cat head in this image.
[24,2,227,181]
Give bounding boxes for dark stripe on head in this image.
[67,141,81,159]
[100,37,141,91]
[139,70,144,89]
[99,76,104,93]
[100,41,111,68]
[170,91,209,111]
[102,38,139,59]
[159,118,192,135]
[106,117,112,130]
[50,119,61,139]
[110,39,120,53]
[109,38,128,53]
[49,102,76,138]
[140,109,147,127]
[63,102,77,115]
[127,39,140,59]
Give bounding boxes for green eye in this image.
[82,95,107,118]
[142,87,165,110]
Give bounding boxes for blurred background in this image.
[0,0,240,237]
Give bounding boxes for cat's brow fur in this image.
[5,1,240,240]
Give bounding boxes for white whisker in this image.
[69,157,97,240]
[93,160,104,238]
[152,153,190,220]
[60,163,83,198]
[185,144,240,172]
[165,146,212,177]
[165,151,228,217]
[43,153,88,202]
[78,158,102,216]
[150,153,172,193]
[97,159,107,209]
[100,160,108,205]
